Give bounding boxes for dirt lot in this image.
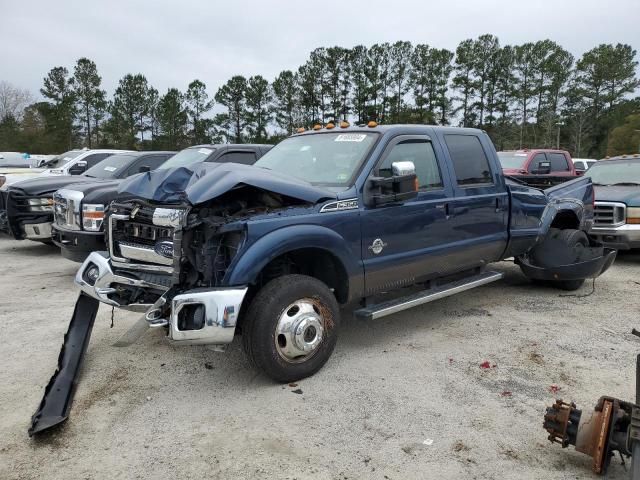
[0,238,638,479]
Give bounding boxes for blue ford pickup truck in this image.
[30,124,616,435]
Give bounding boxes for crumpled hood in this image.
[593,185,640,206]
[117,162,336,205]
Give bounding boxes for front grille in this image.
[7,190,35,214]
[109,204,184,270]
[115,221,173,247]
[594,202,626,227]
[53,190,83,230]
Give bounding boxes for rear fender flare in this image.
[539,200,585,239]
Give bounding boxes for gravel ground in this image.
[0,237,639,479]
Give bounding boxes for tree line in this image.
[0,34,638,158]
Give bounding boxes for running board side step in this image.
[354,271,504,321]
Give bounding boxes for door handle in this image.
[435,203,450,219]
[495,198,501,213]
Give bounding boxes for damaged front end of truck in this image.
[30,162,334,435]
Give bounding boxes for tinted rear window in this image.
[444,134,493,185]
[548,153,569,172]
[218,151,257,165]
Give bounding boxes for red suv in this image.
[497,149,578,178]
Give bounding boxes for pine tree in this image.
[389,41,413,123]
[40,66,77,150]
[157,88,187,149]
[452,39,477,127]
[245,75,272,142]
[72,58,103,147]
[185,79,214,144]
[110,73,150,148]
[272,70,300,134]
[215,76,247,143]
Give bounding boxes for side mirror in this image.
[532,161,551,175]
[368,161,418,207]
[68,161,87,175]
[138,165,151,173]
[391,161,416,176]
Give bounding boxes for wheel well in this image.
[550,210,580,230]
[255,248,349,304]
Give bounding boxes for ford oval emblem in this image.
[154,240,174,259]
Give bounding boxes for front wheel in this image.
[242,274,340,383]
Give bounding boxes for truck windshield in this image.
[84,154,135,179]
[45,150,83,168]
[254,132,378,187]
[497,152,528,169]
[159,147,215,169]
[584,160,640,185]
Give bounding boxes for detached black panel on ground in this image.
[29,293,99,436]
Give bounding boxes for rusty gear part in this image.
[544,396,638,475]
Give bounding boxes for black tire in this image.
[530,228,588,291]
[242,274,340,383]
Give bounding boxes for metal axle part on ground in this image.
[542,329,640,477]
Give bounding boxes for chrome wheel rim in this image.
[275,298,325,363]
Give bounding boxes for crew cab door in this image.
[438,132,509,269]
[361,134,454,295]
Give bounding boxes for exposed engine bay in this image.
[105,184,316,311]
[179,185,314,289]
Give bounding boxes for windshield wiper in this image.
[610,182,640,186]
[84,174,95,178]
[591,182,611,186]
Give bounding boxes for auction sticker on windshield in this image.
[198,148,213,155]
[103,166,117,172]
[335,134,367,142]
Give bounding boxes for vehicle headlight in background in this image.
[82,204,105,231]
[627,207,640,224]
[28,197,54,212]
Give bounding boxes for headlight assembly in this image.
[627,206,640,224]
[82,204,105,231]
[28,197,54,212]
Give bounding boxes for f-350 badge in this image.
[368,238,387,255]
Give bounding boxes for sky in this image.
[2,0,639,99]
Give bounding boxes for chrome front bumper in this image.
[24,221,52,240]
[590,224,640,250]
[75,252,248,345]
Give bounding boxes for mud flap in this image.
[29,293,99,436]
